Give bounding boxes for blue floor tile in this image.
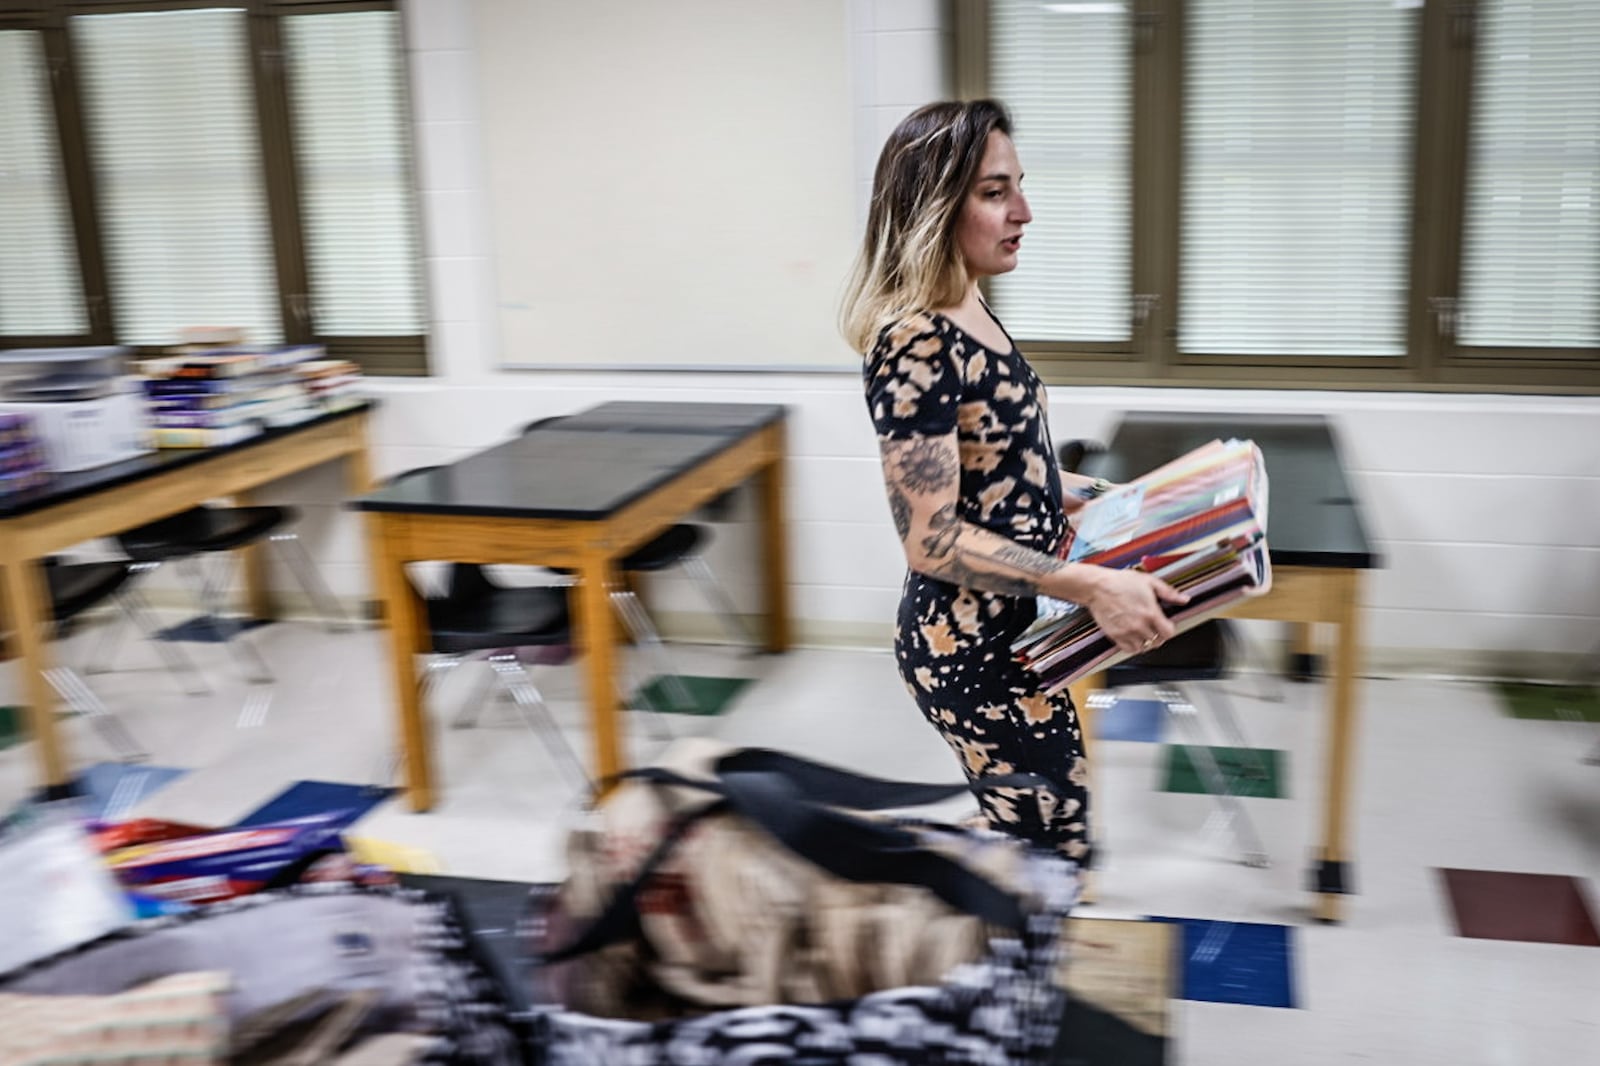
[1148,916,1297,1008]
[234,780,395,830]
[1095,698,1167,743]
[76,762,189,821]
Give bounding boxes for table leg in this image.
[1314,571,1363,922]
[369,515,433,811]
[756,426,791,653]
[1068,672,1106,903]
[2,558,71,792]
[234,489,275,622]
[576,550,623,784]
[345,414,375,497]
[1290,621,1320,681]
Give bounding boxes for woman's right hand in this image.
[1081,568,1190,655]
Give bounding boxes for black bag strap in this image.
[713,747,1070,812]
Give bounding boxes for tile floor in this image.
[3,616,1598,1065]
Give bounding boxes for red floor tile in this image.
[1437,869,1600,947]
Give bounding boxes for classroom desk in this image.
[352,403,789,811]
[1074,411,1379,923]
[0,403,375,797]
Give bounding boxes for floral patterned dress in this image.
[863,310,1090,862]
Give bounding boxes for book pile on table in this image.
[1013,438,1272,692]
[136,329,362,448]
[0,412,52,495]
[293,358,363,413]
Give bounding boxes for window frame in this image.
[0,0,429,375]
[956,0,1600,393]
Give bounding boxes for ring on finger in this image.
[1141,635,1158,650]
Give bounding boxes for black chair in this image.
[113,504,348,685]
[383,466,675,791]
[14,558,151,763]
[1059,438,1271,868]
[519,416,752,712]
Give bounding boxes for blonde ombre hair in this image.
[840,100,1014,355]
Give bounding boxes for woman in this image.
[841,100,1186,862]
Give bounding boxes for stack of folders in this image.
[1013,438,1273,694]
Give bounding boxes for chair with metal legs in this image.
[113,504,349,686]
[521,417,755,712]
[16,558,152,764]
[1058,437,1271,868]
[1096,622,1273,868]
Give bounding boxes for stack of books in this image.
[1013,438,1272,693]
[137,343,327,449]
[0,412,52,495]
[293,359,364,414]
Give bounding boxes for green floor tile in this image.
[633,675,754,716]
[0,706,22,751]
[1162,745,1286,799]
[1494,682,1600,723]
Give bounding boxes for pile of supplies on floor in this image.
[137,326,364,448]
[1015,437,1273,691]
[0,789,521,1065]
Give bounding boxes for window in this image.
[1457,0,1599,352]
[987,0,1133,346]
[1179,0,1415,359]
[958,0,1600,391]
[0,26,88,338]
[0,0,427,374]
[74,7,282,346]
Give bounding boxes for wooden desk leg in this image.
[2,559,71,791]
[756,429,791,653]
[1068,672,1106,903]
[576,551,623,784]
[1315,571,1363,922]
[235,489,275,622]
[369,515,433,811]
[346,414,375,496]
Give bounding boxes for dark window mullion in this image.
[40,10,114,344]
[1409,0,1476,379]
[1145,0,1181,372]
[246,1,311,346]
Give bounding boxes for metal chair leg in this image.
[610,589,696,711]
[113,586,213,696]
[45,665,146,763]
[1162,687,1270,869]
[186,555,274,684]
[269,531,350,632]
[486,653,592,790]
[680,553,756,648]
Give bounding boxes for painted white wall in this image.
[245,0,1598,680]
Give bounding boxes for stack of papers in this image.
[1014,439,1273,693]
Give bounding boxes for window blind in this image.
[73,8,281,347]
[0,30,88,336]
[1180,0,1417,357]
[1459,0,1599,350]
[986,0,1132,343]
[283,10,425,336]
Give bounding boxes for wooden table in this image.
[351,402,789,811]
[0,404,375,797]
[1073,411,1379,923]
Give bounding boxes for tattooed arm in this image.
[878,431,1187,654]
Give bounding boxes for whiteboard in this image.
[472,0,862,371]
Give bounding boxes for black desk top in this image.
[353,427,742,520]
[552,401,787,435]
[1080,411,1378,569]
[0,402,373,520]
